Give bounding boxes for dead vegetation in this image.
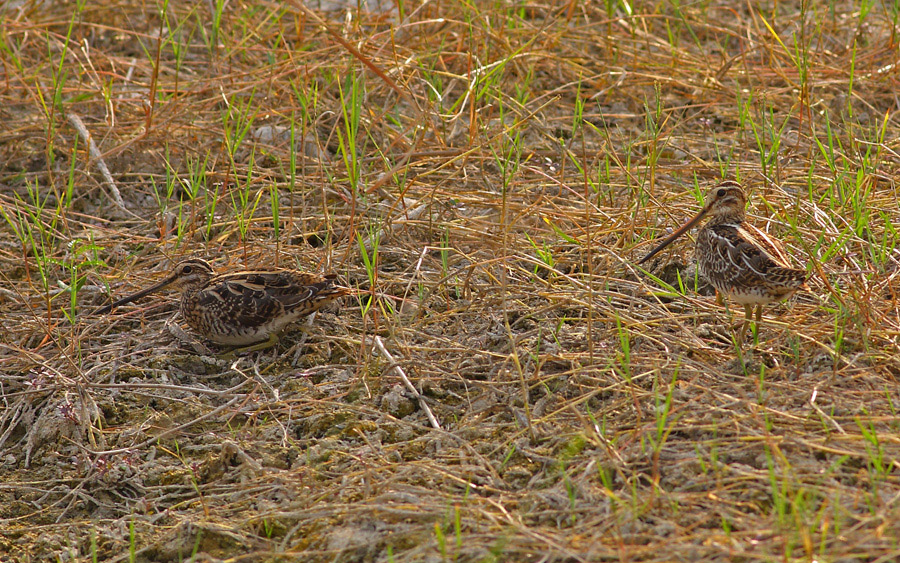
[2,0,900,561]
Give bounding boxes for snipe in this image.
[638,180,807,337]
[95,258,349,353]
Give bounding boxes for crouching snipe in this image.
[638,181,807,338]
[95,258,349,354]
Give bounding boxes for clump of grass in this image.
[3,1,900,562]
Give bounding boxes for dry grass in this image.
[2,0,900,561]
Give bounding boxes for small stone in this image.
[381,385,416,418]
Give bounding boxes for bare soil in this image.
[2,1,900,562]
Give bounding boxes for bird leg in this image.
[165,318,214,356]
[218,333,281,359]
[740,304,753,341]
[751,304,763,343]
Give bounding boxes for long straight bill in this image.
[637,209,708,265]
[94,274,179,314]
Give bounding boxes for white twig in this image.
[809,386,846,434]
[66,112,128,213]
[373,335,440,429]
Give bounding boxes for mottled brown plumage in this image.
[96,258,348,349]
[638,181,807,335]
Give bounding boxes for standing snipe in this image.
[638,180,807,336]
[95,258,349,352]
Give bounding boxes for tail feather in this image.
[767,266,808,291]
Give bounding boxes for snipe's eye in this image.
[716,188,726,198]
[182,265,193,274]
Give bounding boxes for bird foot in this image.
[727,320,762,351]
[164,318,280,359]
[218,333,281,359]
[165,319,215,355]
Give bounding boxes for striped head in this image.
[638,180,748,265]
[702,180,746,223]
[94,258,216,314]
[166,259,216,291]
